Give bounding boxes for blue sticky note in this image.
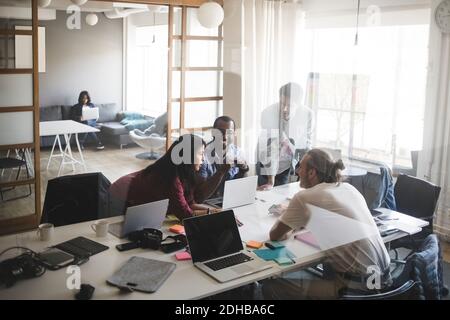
[254,247,296,262]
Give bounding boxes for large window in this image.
[294,6,430,169]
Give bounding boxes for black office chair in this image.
[341,234,448,300]
[41,172,113,227]
[394,174,440,236]
[0,150,32,201]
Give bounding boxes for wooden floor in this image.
[0,144,155,221]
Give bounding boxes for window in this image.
[293,5,430,169]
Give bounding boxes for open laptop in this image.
[81,106,99,121]
[184,210,272,283]
[204,175,258,209]
[108,199,169,238]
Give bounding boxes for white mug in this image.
[91,220,109,237]
[37,223,54,241]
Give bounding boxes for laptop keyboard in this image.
[205,253,253,271]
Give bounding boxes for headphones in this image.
[0,248,46,288]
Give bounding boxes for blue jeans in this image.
[81,119,100,146]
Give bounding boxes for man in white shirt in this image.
[257,82,313,190]
[262,148,391,299]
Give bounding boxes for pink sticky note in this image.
[175,251,191,261]
[294,231,321,249]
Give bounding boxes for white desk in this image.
[40,120,99,176]
[0,183,427,300]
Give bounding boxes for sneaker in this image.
[96,143,105,150]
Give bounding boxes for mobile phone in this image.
[38,248,75,270]
[116,242,139,252]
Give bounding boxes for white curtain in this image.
[241,0,305,165]
[417,1,450,239]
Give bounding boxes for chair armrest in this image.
[339,280,417,300]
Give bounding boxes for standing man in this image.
[257,82,313,190]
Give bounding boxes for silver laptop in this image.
[184,210,272,283]
[205,175,258,209]
[108,199,169,238]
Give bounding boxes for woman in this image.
[109,134,227,221]
[70,90,104,150]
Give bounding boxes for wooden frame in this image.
[167,4,224,145]
[0,0,40,235]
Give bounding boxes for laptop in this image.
[81,106,99,121]
[184,210,272,283]
[204,175,258,209]
[108,199,169,238]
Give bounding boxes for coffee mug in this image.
[91,220,109,237]
[37,223,54,241]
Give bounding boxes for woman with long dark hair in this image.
[70,90,104,150]
[109,134,229,221]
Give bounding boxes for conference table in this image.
[0,183,428,300]
[40,120,100,176]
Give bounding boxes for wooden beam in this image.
[172,67,223,71]
[0,178,35,189]
[0,143,34,151]
[172,35,223,41]
[172,96,223,103]
[0,214,39,236]
[93,0,223,6]
[166,5,174,151]
[32,0,42,225]
[0,69,33,74]
[0,30,33,36]
[0,106,34,113]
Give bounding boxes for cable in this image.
[0,246,36,258]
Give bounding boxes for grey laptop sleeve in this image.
[107,256,176,293]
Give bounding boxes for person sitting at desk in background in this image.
[256,82,313,191]
[108,134,230,221]
[69,90,104,150]
[261,148,391,299]
[198,116,249,198]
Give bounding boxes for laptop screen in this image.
[184,210,243,263]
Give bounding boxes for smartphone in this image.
[38,248,75,270]
[116,242,139,252]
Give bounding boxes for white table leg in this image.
[64,133,76,172]
[47,134,59,171]
[74,133,86,171]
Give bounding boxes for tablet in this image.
[38,248,75,270]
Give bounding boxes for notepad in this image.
[169,224,185,234]
[175,251,191,261]
[253,247,296,265]
[246,240,263,249]
[294,231,321,249]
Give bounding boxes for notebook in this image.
[107,256,176,293]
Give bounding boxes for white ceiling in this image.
[0,0,166,13]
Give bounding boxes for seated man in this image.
[198,116,249,197]
[261,148,392,299]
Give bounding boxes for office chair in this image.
[0,150,32,201]
[341,234,447,300]
[41,172,113,227]
[394,174,440,235]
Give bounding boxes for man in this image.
[262,149,391,299]
[199,116,249,197]
[257,82,312,190]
